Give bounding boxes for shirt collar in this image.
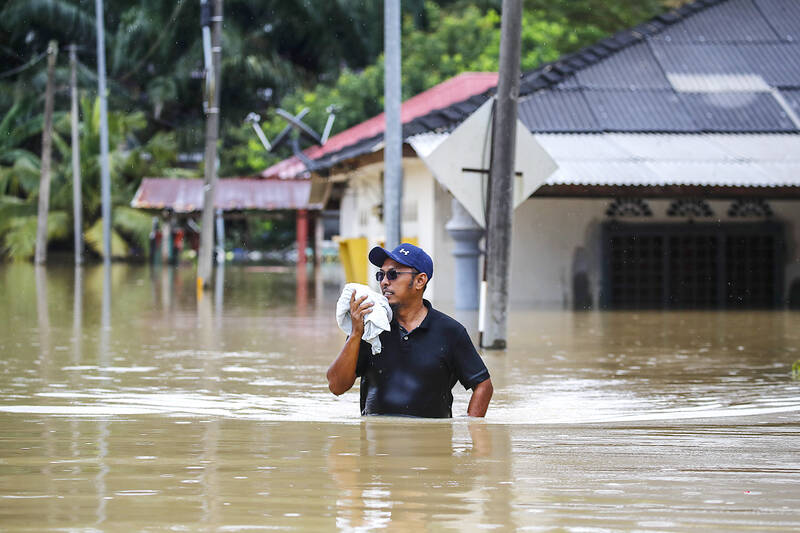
[416,299,433,330]
[392,299,433,331]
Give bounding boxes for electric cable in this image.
[0,51,47,79]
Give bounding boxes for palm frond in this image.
[2,214,36,260]
[113,205,154,250]
[0,195,35,231]
[0,0,96,42]
[0,210,66,261]
[84,218,129,258]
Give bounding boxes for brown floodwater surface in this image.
[1,263,799,531]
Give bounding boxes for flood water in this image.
[1,263,799,531]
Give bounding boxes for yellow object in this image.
[336,237,419,284]
[337,237,368,284]
[378,237,418,248]
[196,277,204,301]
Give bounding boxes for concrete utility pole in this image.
[483,0,522,349]
[383,0,402,249]
[34,41,58,265]
[198,0,223,289]
[95,0,112,264]
[69,44,83,265]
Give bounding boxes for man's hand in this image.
[349,292,373,338]
[467,378,493,417]
[327,292,374,396]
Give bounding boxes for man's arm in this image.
[467,378,493,417]
[327,293,372,395]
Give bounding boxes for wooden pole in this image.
[34,41,58,265]
[69,44,83,265]
[296,209,308,268]
[197,0,223,289]
[482,0,522,349]
[314,211,324,268]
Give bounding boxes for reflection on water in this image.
[1,263,799,530]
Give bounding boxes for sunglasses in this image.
[375,269,419,282]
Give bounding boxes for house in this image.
[264,0,800,309]
[131,177,324,264]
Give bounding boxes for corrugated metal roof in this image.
[654,0,780,42]
[130,178,320,213]
[753,0,800,42]
[605,133,731,160]
[679,92,796,131]
[539,133,800,187]
[738,44,800,87]
[651,42,752,77]
[266,0,800,178]
[781,89,800,115]
[547,160,662,186]
[705,132,800,159]
[261,73,497,179]
[532,134,632,159]
[583,90,699,131]
[576,43,671,89]
[554,75,581,89]
[518,90,600,132]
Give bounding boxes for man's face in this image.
[379,258,421,306]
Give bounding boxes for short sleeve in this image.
[452,326,490,389]
[355,339,372,377]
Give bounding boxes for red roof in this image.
[131,177,320,213]
[262,72,498,179]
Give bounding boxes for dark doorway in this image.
[601,222,785,309]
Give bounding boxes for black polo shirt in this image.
[355,300,490,418]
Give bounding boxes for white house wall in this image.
[336,157,443,298]
[339,159,800,308]
[508,198,800,308]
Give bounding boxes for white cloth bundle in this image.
[336,283,393,355]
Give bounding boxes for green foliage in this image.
[224,1,672,175]
[0,95,182,260]
[112,205,155,252]
[793,360,800,380]
[0,198,68,261]
[84,218,129,258]
[1,0,687,256]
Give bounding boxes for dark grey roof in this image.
[680,92,797,131]
[780,89,800,115]
[585,90,699,132]
[518,0,800,134]
[649,42,751,77]
[752,0,800,42]
[575,43,672,90]
[305,0,800,173]
[518,90,599,132]
[653,0,780,43]
[737,44,800,86]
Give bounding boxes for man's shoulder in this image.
[425,302,467,333]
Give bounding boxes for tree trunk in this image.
[70,44,83,265]
[34,41,58,265]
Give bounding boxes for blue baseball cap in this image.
[369,243,433,280]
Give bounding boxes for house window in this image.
[602,222,784,309]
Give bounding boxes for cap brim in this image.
[368,246,412,269]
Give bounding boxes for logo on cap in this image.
[399,249,410,255]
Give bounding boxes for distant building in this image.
[265,0,800,309]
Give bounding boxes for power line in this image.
[0,51,47,79]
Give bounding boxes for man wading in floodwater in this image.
[327,243,493,417]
